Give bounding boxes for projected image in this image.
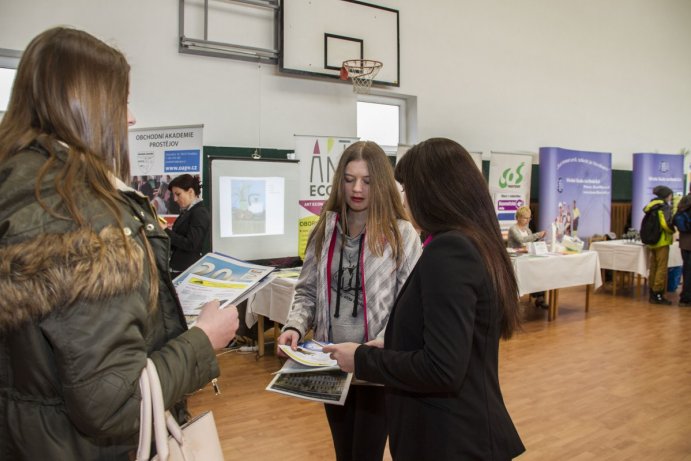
[219,176,285,238]
[231,180,267,235]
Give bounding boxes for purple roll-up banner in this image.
[539,147,612,245]
[631,153,684,232]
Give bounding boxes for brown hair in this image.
[0,27,158,307]
[394,138,520,339]
[310,141,409,263]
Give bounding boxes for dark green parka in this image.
[0,145,219,460]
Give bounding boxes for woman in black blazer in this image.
[325,138,525,460]
[165,174,210,275]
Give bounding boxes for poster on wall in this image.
[128,124,203,217]
[295,135,358,259]
[488,152,532,236]
[631,153,684,231]
[538,147,612,244]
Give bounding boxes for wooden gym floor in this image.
[188,282,691,460]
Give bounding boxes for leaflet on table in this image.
[266,370,352,405]
[172,252,275,316]
[274,267,302,279]
[277,340,336,367]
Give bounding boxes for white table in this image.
[512,251,602,320]
[590,240,682,295]
[245,276,298,356]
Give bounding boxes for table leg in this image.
[637,274,641,298]
[613,270,617,296]
[586,284,591,312]
[257,315,265,358]
[273,321,280,355]
[548,289,559,321]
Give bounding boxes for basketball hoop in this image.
[341,59,383,94]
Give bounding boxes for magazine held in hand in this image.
[173,252,275,325]
[266,341,353,405]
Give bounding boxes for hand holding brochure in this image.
[173,252,275,318]
[277,341,337,368]
[267,341,352,405]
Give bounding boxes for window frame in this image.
[356,94,409,156]
[0,48,22,114]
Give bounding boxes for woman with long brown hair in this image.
[278,141,422,461]
[325,138,525,460]
[0,27,238,460]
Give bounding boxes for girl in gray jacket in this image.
[279,141,421,461]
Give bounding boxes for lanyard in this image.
[333,232,365,318]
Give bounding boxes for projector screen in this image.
[210,157,300,261]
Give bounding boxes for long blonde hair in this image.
[310,141,410,264]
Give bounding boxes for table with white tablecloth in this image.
[589,240,682,295]
[247,252,602,350]
[512,251,603,320]
[245,276,298,356]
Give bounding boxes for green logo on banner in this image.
[499,162,525,189]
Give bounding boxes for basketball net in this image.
[340,59,383,94]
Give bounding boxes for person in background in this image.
[138,174,154,200]
[324,138,525,461]
[644,185,675,305]
[164,174,211,277]
[152,181,169,215]
[278,141,422,461]
[0,27,238,460]
[507,206,549,309]
[673,193,691,307]
[572,199,581,238]
[507,206,545,249]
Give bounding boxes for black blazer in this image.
[166,201,210,272]
[355,231,525,460]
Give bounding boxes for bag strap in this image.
[136,367,153,461]
[138,359,190,461]
[146,359,172,461]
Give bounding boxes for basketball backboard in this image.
[280,0,399,86]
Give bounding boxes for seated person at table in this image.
[508,206,546,250]
[508,206,548,309]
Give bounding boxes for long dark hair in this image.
[394,138,520,339]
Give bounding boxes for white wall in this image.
[1,0,690,170]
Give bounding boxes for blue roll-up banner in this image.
[539,147,612,244]
[631,153,684,231]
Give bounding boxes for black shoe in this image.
[649,292,672,305]
[678,300,691,307]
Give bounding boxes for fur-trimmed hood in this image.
[0,145,146,331]
[0,226,144,331]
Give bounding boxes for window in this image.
[356,94,413,158]
[0,49,21,115]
